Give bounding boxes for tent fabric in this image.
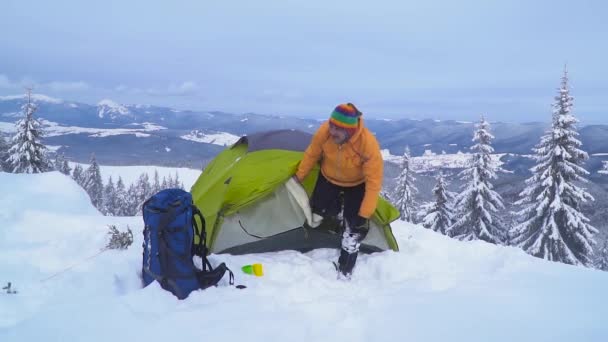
[237,129,313,152]
[190,129,400,254]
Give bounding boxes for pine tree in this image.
[161,176,168,190]
[173,172,181,189]
[114,177,129,216]
[72,164,85,187]
[60,159,72,176]
[126,183,140,216]
[0,135,8,172]
[134,172,152,214]
[448,116,505,244]
[596,237,608,271]
[83,154,104,210]
[152,170,161,194]
[7,89,51,173]
[54,153,64,172]
[511,67,597,266]
[419,172,455,235]
[393,146,418,222]
[54,153,71,175]
[102,176,118,216]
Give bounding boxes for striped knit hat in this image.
[329,103,361,136]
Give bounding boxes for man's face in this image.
[329,123,348,144]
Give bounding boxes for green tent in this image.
[190,129,400,254]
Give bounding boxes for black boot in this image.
[338,248,358,277]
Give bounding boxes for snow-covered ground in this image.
[180,130,240,146]
[44,121,166,138]
[0,120,167,138]
[1,172,607,342]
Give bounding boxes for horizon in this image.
[0,92,602,126]
[2,0,607,124]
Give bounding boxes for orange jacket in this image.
[296,119,383,219]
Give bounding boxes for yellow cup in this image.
[242,263,264,276]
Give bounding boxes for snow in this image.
[97,99,131,119]
[1,171,607,341]
[42,120,166,138]
[0,94,63,104]
[599,161,608,175]
[592,153,608,156]
[69,163,202,189]
[180,131,240,147]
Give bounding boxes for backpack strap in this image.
[192,206,213,270]
[191,204,236,288]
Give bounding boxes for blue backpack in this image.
[142,189,233,299]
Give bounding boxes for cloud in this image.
[47,81,90,92]
[0,74,90,94]
[161,81,199,96]
[0,74,11,88]
[113,81,200,97]
[0,74,33,89]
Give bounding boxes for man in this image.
[295,103,383,277]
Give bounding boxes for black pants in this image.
[311,173,369,275]
[310,173,366,229]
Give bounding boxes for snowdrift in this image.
[0,172,607,342]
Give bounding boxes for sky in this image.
[1,0,607,123]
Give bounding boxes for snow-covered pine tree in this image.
[173,172,182,189]
[83,154,104,210]
[152,170,161,194]
[134,172,153,214]
[511,67,597,266]
[448,116,505,244]
[60,159,71,176]
[161,176,168,190]
[596,237,608,271]
[419,172,455,235]
[54,153,65,172]
[115,177,129,216]
[72,164,85,187]
[0,135,8,172]
[393,146,418,222]
[102,176,118,216]
[53,153,71,175]
[126,183,140,216]
[7,90,51,173]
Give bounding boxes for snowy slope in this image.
[1,172,607,342]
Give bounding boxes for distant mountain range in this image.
[1,94,607,172]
